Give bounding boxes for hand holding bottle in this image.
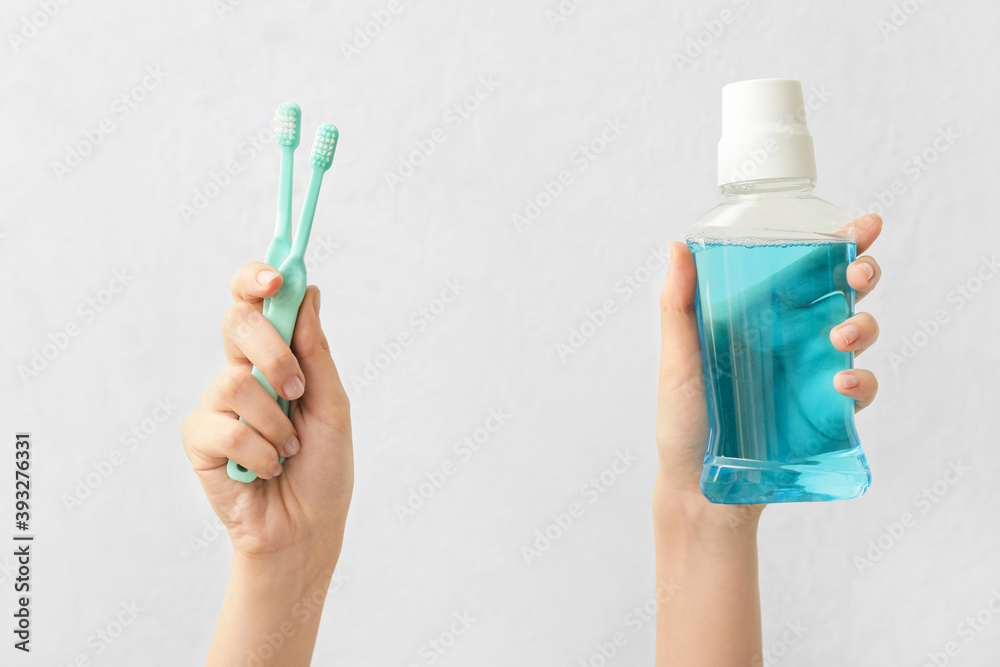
[652,213,882,666]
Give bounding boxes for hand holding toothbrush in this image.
[181,104,351,666]
[181,268,353,665]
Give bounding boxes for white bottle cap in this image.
[717,78,817,186]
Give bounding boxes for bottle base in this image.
[700,451,870,504]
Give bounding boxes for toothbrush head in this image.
[310,124,339,171]
[274,102,301,149]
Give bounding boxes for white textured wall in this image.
[3,0,999,665]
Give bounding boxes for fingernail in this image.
[257,270,279,286]
[314,290,321,316]
[272,462,283,477]
[837,324,861,346]
[858,262,875,281]
[839,372,860,389]
[283,376,304,399]
[284,434,300,457]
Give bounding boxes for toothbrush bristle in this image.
[310,124,339,170]
[274,102,301,148]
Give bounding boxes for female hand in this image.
[654,213,883,526]
[181,262,354,565]
[652,213,883,666]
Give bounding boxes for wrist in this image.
[231,547,338,601]
[653,470,763,546]
[209,545,339,666]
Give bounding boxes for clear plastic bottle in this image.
[687,79,870,504]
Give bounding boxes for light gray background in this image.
[2,0,998,665]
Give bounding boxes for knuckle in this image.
[261,347,293,376]
[260,344,298,378]
[235,304,263,341]
[220,421,246,456]
[217,367,253,402]
[221,305,240,333]
[180,411,198,446]
[230,263,261,298]
[222,302,257,341]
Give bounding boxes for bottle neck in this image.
[719,177,816,200]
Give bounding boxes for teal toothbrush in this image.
[227,118,340,483]
[263,102,301,318]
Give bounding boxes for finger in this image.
[222,301,305,400]
[208,367,301,458]
[291,286,350,423]
[181,410,283,479]
[847,256,882,302]
[655,243,709,474]
[851,213,882,256]
[229,262,284,305]
[658,243,703,390]
[830,312,880,357]
[833,369,878,412]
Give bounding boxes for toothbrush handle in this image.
[263,150,296,318]
[227,275,306,482]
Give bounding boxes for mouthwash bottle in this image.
[688,78,870,504]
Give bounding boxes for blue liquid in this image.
[689,240,870,504]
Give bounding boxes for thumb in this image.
[655,243,709,479]
[658,242,703,384]
[291,286,350,421]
